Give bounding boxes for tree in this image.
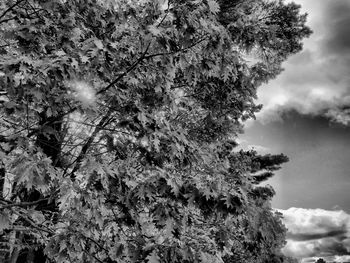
[316,259,327,263]
[0,0,310,262]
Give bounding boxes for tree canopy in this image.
[0,0,310,262]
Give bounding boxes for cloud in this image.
[279,207,350,261]
[255,0,350,126]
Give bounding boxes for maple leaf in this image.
[146,250,160,263]
[94,39,104,50]
[0,212,10,234]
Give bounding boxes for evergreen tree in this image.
[0,0,310,262]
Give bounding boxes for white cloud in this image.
[279,207,350,260]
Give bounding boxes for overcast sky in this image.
[240,0,350,262]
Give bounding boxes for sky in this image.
[240,0,350,262]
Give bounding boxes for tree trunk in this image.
[0,161,5,198]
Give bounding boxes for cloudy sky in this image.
[240,0,350,262]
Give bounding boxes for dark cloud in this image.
[302,255,350,263]
[280,208,350,260]
[316,239,349,256]
[287,229,348,242]
[323,0,350,55]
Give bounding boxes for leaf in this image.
[146,250,160,263]
[71,58,79,69]
[46,107,52,117]
[154,86,162,93]
[94,39,104,50]
[223,194,233,208]
[0,142,11,152]
[29,210,45,224]
[71,27,82,41]
[138,112,148,125]
[80,55,89,63]
[55,50,66,56]
[4,101,16,109]
[0,212,10,234]
[208,0,220,14]
[32,90,43,100]
[167,178,180,196]
[148,25,161,36]
[153,136,160,152]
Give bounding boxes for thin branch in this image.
[0,198,49,209]
[144,36,209,59]
[83,248,104,263]
[0,0,25,22]
[96,42,151,95]
[77,231,109,254]
[69,109,114,179]
[0,16,17,25]
[25,1,44,19]
[156,2,170,28]
[11,209,54,235]
[0,41,17,49]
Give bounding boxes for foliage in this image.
[0,0,310,262]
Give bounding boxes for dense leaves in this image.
[0,0,310,262]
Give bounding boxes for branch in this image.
[144,36,209,60]
[96,43,151,95]
[0,162,5,198]
[83,248,104,263]
[0,198,49,209]
[25,43,149,139]
[0,0,25,22]
[11,209,54,235]
[71,229,109,254]
[69,109,114,179]
[0,15,18,24]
